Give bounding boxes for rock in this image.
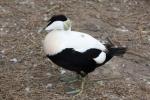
[46,83,53,89]
[10,58,18,63]
[60,69,66,74]
[25,87,31,93]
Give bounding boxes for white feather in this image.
[45,21,64,32]
[93,52,106,64]
[43,30,107,56]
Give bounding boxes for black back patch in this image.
[47,48,102,75]
[47,15,67,26]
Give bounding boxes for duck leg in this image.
[71,75,87,100]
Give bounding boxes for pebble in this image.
[46,73,52,77]
[116,26,129,32]
[60,69,66,74]
[97,0,104,2]
[113,7,120,11]
[46,83,53,89]
[97,81,104,86]
[25,87,31,93]
[147,81,150,85]
[10,58,18,63]
[0,50,5,59]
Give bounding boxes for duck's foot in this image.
[65,87,81,95]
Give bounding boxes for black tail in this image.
[108,47,127,56]
[101,47,127,65]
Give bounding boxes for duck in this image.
[43,14,127,96]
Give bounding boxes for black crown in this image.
[47,15,67,26]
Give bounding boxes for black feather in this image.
[46,47,127,77]
[100,47,127,65]
[47,48,101,76]
[47,15,67,26]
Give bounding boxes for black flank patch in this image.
[47,48,102,75]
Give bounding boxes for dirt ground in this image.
[0,0,150,100]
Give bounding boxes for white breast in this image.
[43,30,66,55]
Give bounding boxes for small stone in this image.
[148,36,150,42]
[46,73,52,77]
[127,84,131,87]
[25,87,30,93]
[30,76,34,79]
[143,79,147,82]
[60,69,66,74]
[46,83,53,89]
[49,1,54,5]
[122,64,125,67]
[96,14,100,19]
[43,14,48,21]
[10,58,18,63]
[0,28,3,31]
[126,78,130,81]
[113,7,120,11]
[97,0,103,2]
[33,64,37,67]
[147,81,150,85]
[142,31,150,34]
[116,26,129,32]
[97,81,104,86]
[0,50,5,54]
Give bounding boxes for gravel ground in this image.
[0,0,150,100]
